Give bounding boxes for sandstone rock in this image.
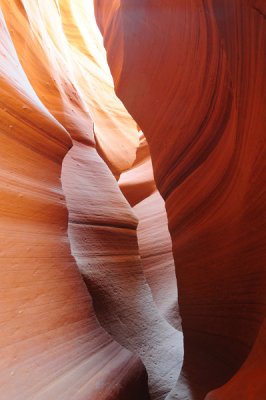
[0,7,148,399]
[95,1,266,398]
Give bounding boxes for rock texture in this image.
[119,135,180,329]
[134,191,180,330]
[0,7,148,400]
[2,0,139,176]
[95,1,266,398]
[119,134,156,207]
[1,0,265,399]
[62,140,183,400]
[0,1,183,399]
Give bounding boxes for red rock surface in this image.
[0,1,183,399]
[205,321,266,399]
[62,140,183,400]
[119,134,180,328]
[119,134,156,206]
[134,191,180,330]
[0,7,148,400]
[119,135,180,329]
[1,0,265,399]
[95,1,266,398]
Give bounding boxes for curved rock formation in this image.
[2,0,139,176]
[0,8,148,400]
[95,0,266,398]
[0,0,265,399]
[0,0,184,399]
[119,134,156,207]
[61,139,183,400]
[205,321,266,400]
[119,136,180,329]
[134,191,180,330]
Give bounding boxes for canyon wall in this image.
[62,140,183,400]
[0,0,265,399]
[95,0,266,398]
[119,135,180,329]
[0,6,149,399]
[0,1,183,399]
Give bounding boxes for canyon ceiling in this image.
[0,1,265,400]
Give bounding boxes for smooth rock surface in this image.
[62,140,183,400]
[1,0,265,399]
[95,1,266,398]
[134,191,181,330]
[0,1,184,399]
[0,7,148,400]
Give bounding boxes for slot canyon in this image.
[0,1,265,399]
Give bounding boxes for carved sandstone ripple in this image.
[119,135,180,329]
[94,1,266,398]
[62,140,183,400]
[0,5,149,400]
[2,0,139,176]
[134,191,181,330]
[1,1,183,399]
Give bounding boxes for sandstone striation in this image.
[119,135,180,329]
[95,1,266,398]
[0,0,184,399]
[0,0,265,399]
[134,191,180,330]
[0,6,148,400]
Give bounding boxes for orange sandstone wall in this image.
[0,7,148,400]
[119,136,180,329]
[62,139,183,400]
[1,0,139,177]
[95,0,266,398]
[0,1,184,399]
[1,0,265,398]
[119,134,156,206]
[134,191,180,330]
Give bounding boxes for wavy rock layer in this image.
[119,136,179,328]
[95,1,266,398]
[1,0,139,176]
[118,133,181,330]
[1,0,265,399]
[62,140,183,400]
[119,134,156,207]
[134,191,180,330]
[0,8,148,400]
[0,1,184,399]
